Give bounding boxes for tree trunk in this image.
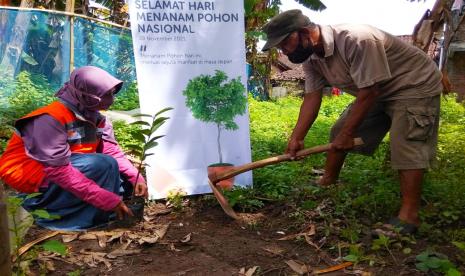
[412,0,449,52]
[111,0,126,26]
[0,184,11,276]
[0,0,34,74]
[66,0,75,71]
[217,123,223,164]
[245,0,271,99]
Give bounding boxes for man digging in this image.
[261,10,443,235]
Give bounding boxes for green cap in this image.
[261,9,311,51]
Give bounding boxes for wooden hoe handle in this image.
[210,138,363,184]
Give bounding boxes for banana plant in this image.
[127,107,173,187]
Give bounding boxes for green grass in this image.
[245,94,465,240]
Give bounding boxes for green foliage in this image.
[294,0,326,11]
[111,81,140,111]
[4,71,55,118]
[166,188,187,211]
[242,93,465,270]
[41,240,67,256]
[415,251,461,275]
[112,120,143,152]
[129,107,173,185]
[67,269,83,276]
[0,71,55,153]
[340,223,361,243]
[343,244,364,264]
[248,94,465,239]
[6,193,66,275]
[223,187,264,212]
[183,70,247,130]
[452,241,465,252]
[371,234,393,251]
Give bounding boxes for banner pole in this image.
[66,0,75,72]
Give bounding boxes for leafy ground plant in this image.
[415,251,461,275]
[223,186,264,212]
[7,194,66,275]
[166,188,187,211]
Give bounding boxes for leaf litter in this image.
[51,218,171,270]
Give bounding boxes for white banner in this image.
[128,0,252,199]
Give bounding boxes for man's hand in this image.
[286,137,305,160]
[135,182,148,198]
[113,201,134,220]
[332,132,355,151]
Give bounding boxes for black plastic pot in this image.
[118,196,145,227]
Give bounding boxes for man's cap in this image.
[261,9,311,51]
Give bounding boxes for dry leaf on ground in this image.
[169,243,181,252]
[180,233,191,243]
[44,260,55,271]
[107,231,125,242]
[278,224,315,241]
[239,266,259,276]
[284,260,311,275]
[121,240,132,250]
[62,233,79,243]
[78,233,98,240]
[76,251,107,268]
[261,245,285,256]
[138,236,159,245]
[154,223,170,239]
[304,235,321,250]
[107,248,142,259]
[314,262,353,274]
[97,233,108,248]
[93,255,112,269]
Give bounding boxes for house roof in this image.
[272,35,438,81]
[273,55,305,81]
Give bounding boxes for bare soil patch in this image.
[24,197,462,275]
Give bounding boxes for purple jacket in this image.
[18,66,144,211]
[19,114,145,211]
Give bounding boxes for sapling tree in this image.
[127,107,173,190]
[183,70,247,164]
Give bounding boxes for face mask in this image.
[80,92,103,110]
[287,35,313,64]
[97,93,115,110]
[86,92,115,111]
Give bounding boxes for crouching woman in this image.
[0,66,147,230]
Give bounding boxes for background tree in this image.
[412,0,465,100]
[244,0,326,99]
[0,183,11,276]
[183,70,247,164]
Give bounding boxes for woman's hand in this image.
[135,182,148,198]
[113,201,133,220]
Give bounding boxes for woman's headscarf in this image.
[55,66,123,123]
